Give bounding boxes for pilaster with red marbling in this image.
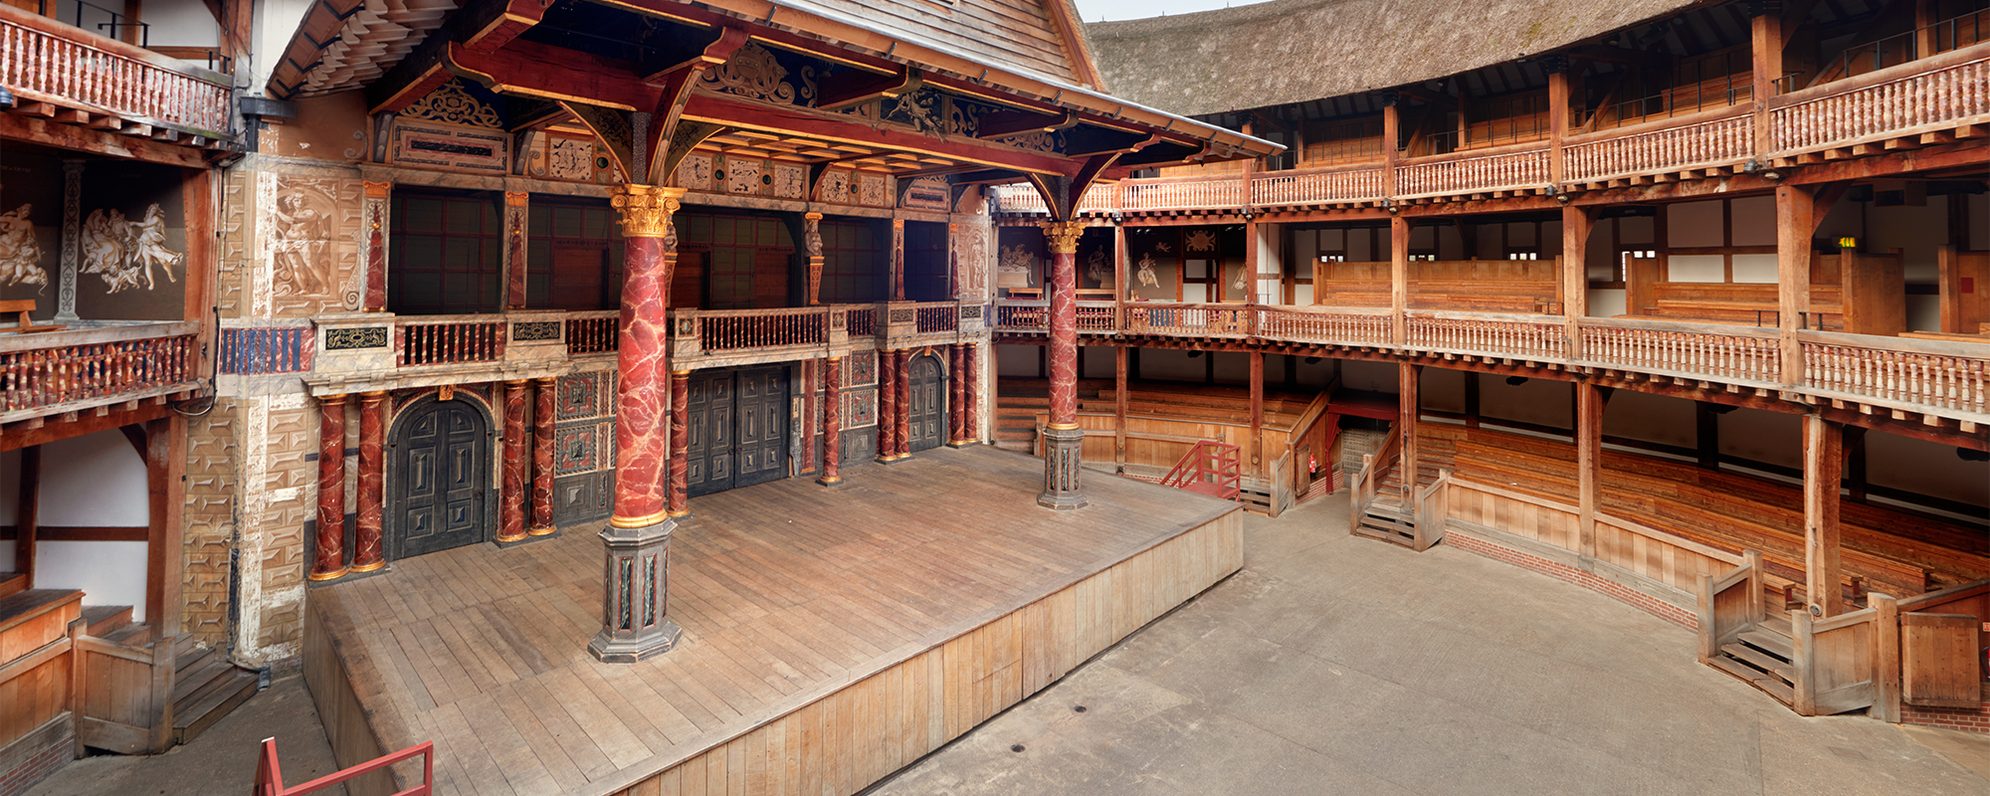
[351,391,386,572]
[530,377,557,536]
[310,394,349,582]
[894,348,912,458]
[891,218,907,301]
[819,357,842,486]
[499,379,529,543]
[504,191,529,310]
[948,344,965,445]
[668,370,691,518]
[362,181,389,312]
[965,343,981,443]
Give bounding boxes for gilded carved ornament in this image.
[1040,220,1086,255]
[610,185,686,240]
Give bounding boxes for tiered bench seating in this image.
[1422,425,1989,597]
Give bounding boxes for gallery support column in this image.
[530,377,557,537]
[948,345,968,446]
[1039,220,1087,510]
[1803,413,1845,618]
[310,394,349,583]
[499,379,530,545]
[351,391,387,573]
[590,184,685,663]
[819,356,843,486]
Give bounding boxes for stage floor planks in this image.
[303,446,1243,795]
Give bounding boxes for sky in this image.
[1073,0,1271,23]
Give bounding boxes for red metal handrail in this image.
[1159,440,1242,501]
[255,738,433,796]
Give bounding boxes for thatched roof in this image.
[1086,0,1704,117]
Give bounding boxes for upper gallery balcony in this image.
[0,3,235,148]
[988,36,1990,216]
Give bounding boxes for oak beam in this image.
[1802,413,1844,618]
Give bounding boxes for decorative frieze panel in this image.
[512,320,562,342]
[523,132,616,183]
[389,120,511,175]
[324,325,389,350]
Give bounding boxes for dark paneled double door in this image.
[686,366,790,496]
[906,354,948,453]
[391,398,491,558]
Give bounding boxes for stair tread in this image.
[101,622,152,648]
[1707,655,1796,704]
[1738,627,1795,660]
[172,655,235,703]
[1720,642,1795,680]
[80,605,133,635]
[172,666,257,737]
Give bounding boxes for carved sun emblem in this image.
[1184,229,1218,253]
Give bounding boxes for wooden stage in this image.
[302,446,1243,795]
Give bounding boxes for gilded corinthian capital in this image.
[610,184,687,239]
[1040,220,1086,254]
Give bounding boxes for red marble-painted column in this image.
[948,345,965,445]
[310,394,349,582]
[350,391,386,572]
[591,184,686,663]
[1039,221,1087,509]
[895,348,912,458]
[819,356,842,486]
[877,350,898,462]
[668,370,691,518]
[965,343,980,444]
[499,380,529,543]
[530,377,557,537]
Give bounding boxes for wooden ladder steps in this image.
[170,638,260,745]
[1708,622,1796,705]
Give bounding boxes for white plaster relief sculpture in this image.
[81,204,183,294]
[0,203,48,292]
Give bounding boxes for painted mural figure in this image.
[271,193,332,297]
[1084,247,1108,288]
[0,203,47,293]
[81,204,184,294]
[1135,252,1160,289]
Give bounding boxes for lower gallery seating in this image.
[1416,423,1990,599]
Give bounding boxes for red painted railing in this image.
[0,324,197,418]
[397,318,506,367]
[697,307,826,352]
[0,6,233,136]
[994,300,1049,333]
[565,312,618,355]
[255,738,433,796]
[914,304,959,334]
[1160,440,1242,501]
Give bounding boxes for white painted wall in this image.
[2,431,151,612]
[1731,253,1779,283]
[1667,255,1727,282]
[143,1,220,48]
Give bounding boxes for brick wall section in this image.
[1446,531,1699,630]
[1901,702,1990,734]
[0,723,74,796]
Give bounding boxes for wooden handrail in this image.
[1159,440,1242,501]
[256,737,434,796]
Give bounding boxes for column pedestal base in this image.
[816,475,845,488]
[1037,425,1088,511]
[588,518,684,663]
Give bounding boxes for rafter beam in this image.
[975,109,1074,139]
[816,68,923,111]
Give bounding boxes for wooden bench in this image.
[0,299,62,334]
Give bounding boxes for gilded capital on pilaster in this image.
[1040,220,1086,254]
[611,184,687,239]
[362,180,392,199]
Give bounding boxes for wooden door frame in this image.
[384,392,499,561]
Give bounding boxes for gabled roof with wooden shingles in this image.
[770,0,1103,88]
[1085,0,1704,117]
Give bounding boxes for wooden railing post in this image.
[1870,592,1902,722]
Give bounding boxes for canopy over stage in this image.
[302,446,1243,795]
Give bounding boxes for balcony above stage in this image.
[0,320,203,432]
[992,300,1990,437]
[211,302,990,395]
[988,42,1990,216]
[0,5,235,150]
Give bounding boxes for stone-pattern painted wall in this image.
[183,404,238,644]
[553,369,616,526]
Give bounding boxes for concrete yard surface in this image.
[872,494,1990,796]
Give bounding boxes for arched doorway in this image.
[906,354,948,452]
[389,396,494,559]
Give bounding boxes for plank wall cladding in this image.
[0,149,193,320]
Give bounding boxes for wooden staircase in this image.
[1708,619,1797,705]
[1159,440,1242,501]
[76,605,261,749]
[1353,498,1417,546]
[993,394,1045,453]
